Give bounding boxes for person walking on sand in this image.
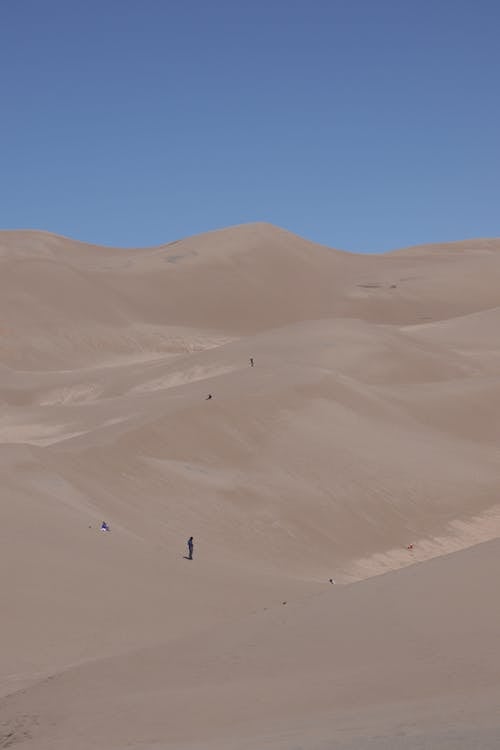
[187,536,194,560]
[249,357,254,367]
[206,393,213,400]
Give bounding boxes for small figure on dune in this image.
[249,357,254,367]
[329,578,335,584]
[187,536,194,560]
[407,544,414,550]
[206,393,213,400]
[101,521,110,532]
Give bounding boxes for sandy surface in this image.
[1,223,499,748]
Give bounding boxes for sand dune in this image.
[2,539,499,749]
[2,223,500,368]
[1,223,499,748]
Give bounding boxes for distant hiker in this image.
[407,544,414,550]
[249,357,254,367]
[206,393,213,400]
[101,521,110,532]
[187,536,194,560]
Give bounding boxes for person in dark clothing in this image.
[187,536,194,560]
[206,393,213,400]
[249,357,254,367]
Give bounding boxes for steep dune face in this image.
[1,224,500,747]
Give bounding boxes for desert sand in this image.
[0,223,499,748]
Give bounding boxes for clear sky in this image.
[1,0,499,252]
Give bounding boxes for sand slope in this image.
[1,223,499,747]
[2,539,499,749]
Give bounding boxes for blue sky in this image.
[1,0,499,252]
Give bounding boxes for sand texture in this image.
[1,223,499,748]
